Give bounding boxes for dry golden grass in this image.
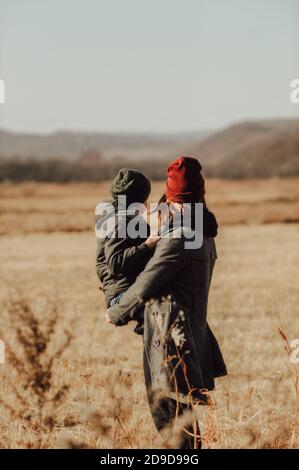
[0,179,298,448]
[1,178,299,235]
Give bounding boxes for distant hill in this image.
[1,120,299,179]
[0,129,210,161]
[185,119,299,178]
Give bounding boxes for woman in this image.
[107,156,227,448]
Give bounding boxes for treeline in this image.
[0,157,168,182]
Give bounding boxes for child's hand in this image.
[145,235,161,249]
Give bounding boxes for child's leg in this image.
[109,292,125,306]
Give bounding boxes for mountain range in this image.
[1,119,298,178]
[0,129,209,161]
[185,119,299,178]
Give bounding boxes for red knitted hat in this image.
[165,156,205,203]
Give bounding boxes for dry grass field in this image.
[0,178,299,448]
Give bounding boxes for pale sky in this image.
[0,0,299,133]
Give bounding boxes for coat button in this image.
[153,339,160,347]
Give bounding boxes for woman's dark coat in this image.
[108,226,227,418]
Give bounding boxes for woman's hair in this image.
[158,193,206,209]
[157,193,207,231]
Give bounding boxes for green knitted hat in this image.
[111,168,151,203]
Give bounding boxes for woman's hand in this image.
[106,310,115,325]
[145,235,161,249]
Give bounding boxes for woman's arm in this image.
[107,234,187,326]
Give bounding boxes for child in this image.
[95,168,159,308]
